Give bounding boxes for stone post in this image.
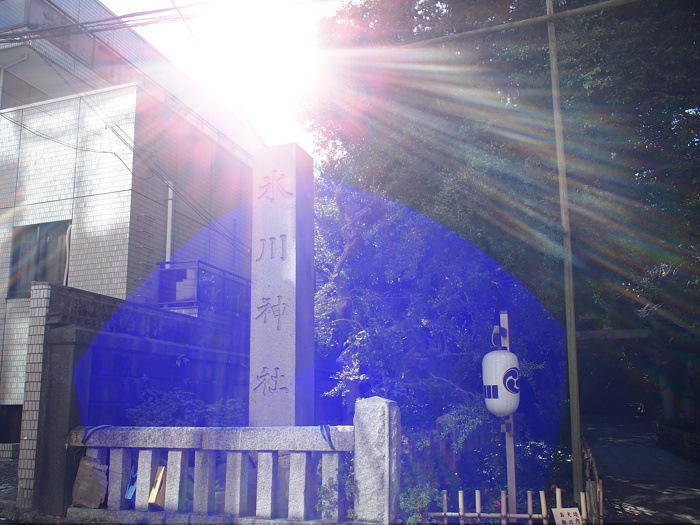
[353,397,401,524]
[249,144,314,427]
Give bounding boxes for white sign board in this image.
[552,508,583,525]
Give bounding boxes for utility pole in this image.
[545,0,582,502]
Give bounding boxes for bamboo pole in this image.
[541,490,549,525]
[443,490,449,525]
[429,488,552,522]
[501,491,508,525]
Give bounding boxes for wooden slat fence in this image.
[430,487,589,524]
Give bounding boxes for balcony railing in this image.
[158,260,250,317]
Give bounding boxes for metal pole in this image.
[165,181,175,267]
[500,310,517,517]
[545,0,583,502]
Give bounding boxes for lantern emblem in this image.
[482,350,520,417]
[503,367,520,394]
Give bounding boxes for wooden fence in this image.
[430,487,588,524]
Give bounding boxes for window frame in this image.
[8,220,71,299]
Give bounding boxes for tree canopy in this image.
[303,0,699,518]
[305,0,699,334]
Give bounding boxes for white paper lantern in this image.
[482,350,520,417]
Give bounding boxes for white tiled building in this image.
[0,0,262,445]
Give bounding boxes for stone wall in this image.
[19,283,249,515]
[44,284,248,424]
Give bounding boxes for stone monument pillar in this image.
[249,144,314,427]
[354,397,402,524]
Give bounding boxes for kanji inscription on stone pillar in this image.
[249,144,314,427]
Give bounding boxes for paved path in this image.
[0,458,17,504]
[1,457,70,524]
[583,415,700,523]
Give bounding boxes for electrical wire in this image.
[0,2,219,44]
[1,59,251,258]
[0,0,255,256]
[169,0,203,56]
[33,52,252,257]
[0,112,135,174]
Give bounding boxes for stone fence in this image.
[65,397,400,524]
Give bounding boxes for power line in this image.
[0,112,134,173]
[0,1,219,44]
[0,0,300,258]
[0,0,339,45]
[404,0,646,48]
[23,18,252,255]
[169,0,204,56]
[2,58,251,258]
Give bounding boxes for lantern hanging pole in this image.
[500,310,517,517]
[499,310,511,352]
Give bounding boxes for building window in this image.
[8,221,71,299]
[0,405,22,443]
[27,0,94,66]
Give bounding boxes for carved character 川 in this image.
[255,234,288,262]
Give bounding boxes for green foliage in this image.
[400,484,441,524]
[314,177,566,519]
[126,379,244,427]
[551,1,700,347]
[435,403,488,453]
[307,0,700,336]
[306,0,700,516]
[315,180,494,414]
[316,454,356,520]
[316,476,340,520]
